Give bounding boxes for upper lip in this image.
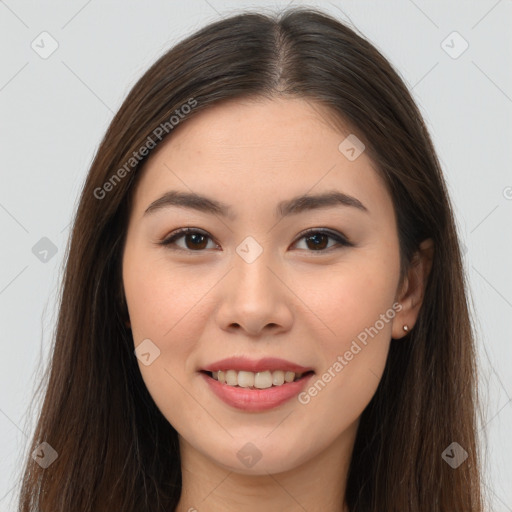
[201,356,314,374]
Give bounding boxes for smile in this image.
[200,370,315,412]
[208,369,311,388]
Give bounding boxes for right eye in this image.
[159,228,219,251]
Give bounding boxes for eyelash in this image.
[158,227,354,254]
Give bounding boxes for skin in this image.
[122,97,434,512]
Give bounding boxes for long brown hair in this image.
[16,7,483,511]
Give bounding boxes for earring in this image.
[403,325,409,332]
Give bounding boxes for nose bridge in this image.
[232,235,277,300]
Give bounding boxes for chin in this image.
[198,436,312,476]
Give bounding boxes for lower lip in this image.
[200,371,315,412]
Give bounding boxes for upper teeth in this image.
[211,370,304,389]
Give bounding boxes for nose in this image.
[214,244,294,337]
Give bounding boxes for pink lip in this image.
[200,371,315,412]
[201,356,314,374]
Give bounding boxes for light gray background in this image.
[1,1,511,510]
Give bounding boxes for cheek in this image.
[122,252,213,424]
[123,249,211,341]
[293,262,398,431]
[295,254,399,376]
[122,257,199,410]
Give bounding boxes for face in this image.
[122,97,404,475]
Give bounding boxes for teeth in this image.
[238,371,254,388]
[272,371,285,386]
[210,369,305,388]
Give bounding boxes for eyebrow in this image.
[143,189,369,219]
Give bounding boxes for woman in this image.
[17,7,483,511]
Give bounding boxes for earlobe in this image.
[392,301,412,339]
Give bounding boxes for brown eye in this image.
[182,233,209,250]
[293,229,352,252]
[160,228,217,251]
[304,232,330,250]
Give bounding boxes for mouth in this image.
[200,369,315,390]
[199,368,316,411]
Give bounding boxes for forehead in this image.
[153,97,356,165]
[131,97,393,222]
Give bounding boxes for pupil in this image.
[187,234,207,250]
[307,234,327,250]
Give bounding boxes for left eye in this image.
[293,229,351,251]
[159,228,352,252]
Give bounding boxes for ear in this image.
[392,238,434,339]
